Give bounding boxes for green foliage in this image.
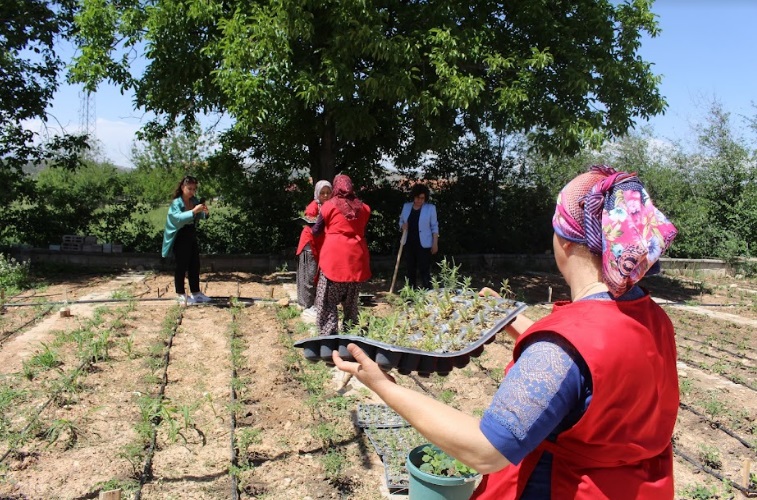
[0,253,30,294]
[2,99,755,261]
[320,449,347,482]
[0,0,89,222]
[44,418,80,450]
[697,445,722,470]
[71,0,665,182]
[126,127,218,206]
[86,201,163,252]
[681,483,719,500]
[418,445,477,477]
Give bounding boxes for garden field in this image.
[0,267,755,499]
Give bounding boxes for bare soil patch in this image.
[0,268,755,499]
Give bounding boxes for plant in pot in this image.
[406,444,480,499]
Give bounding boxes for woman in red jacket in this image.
[311,175,371,336]
[296,180,332,312]
[333,166,679,499]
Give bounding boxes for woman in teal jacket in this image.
[161,176,210,304]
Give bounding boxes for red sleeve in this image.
[304,200,319,218]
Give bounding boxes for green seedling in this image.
[45,418,80,450]
[697,444,722,470]
[419,445,477,477]
[236,427,263,457]
[119,336,136,359]
[312,422,340,449]
[320,449,346,482]
[439,389,456,405]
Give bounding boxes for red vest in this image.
[473,294,678,500]
[317,200,371,282]
[296,200,325,259]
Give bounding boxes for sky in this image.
[27,0,757,168]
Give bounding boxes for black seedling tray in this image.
[362,424,426,491]
[356,403,408,429]
[294,301,526,376]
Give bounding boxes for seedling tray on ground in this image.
[355,404,425,492]
[294,300,526,376]
[356,403,409,429]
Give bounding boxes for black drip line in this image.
[679,402,756,452]
[673,444,757,496]
[134,308,182,500]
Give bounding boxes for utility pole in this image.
[78,89,96,140]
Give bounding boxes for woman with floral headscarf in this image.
[311,175,371,335]
[332,166,679,499]
[296,180,333,312]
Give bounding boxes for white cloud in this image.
[21,116,143,169]
[95,118,142,168]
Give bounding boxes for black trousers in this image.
[405,242,432,289]
[173,225,201,295]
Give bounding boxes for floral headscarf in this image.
[552,165,678,297]
[314,180,332,203]
[331,175,363,221]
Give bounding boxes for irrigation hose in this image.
[673,444,757,495]
[679,402,755,451]
[229,315,240,500]
[0,357,91,464]
[3,296,277,308]
[134,308,182,500]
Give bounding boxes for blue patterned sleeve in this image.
[479,333,590,465]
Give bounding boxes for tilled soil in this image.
[0,269,755,499]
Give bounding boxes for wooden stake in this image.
[743,458,752,489]
[547,286,552,303]
[99,489,121,500]
[60,288,71,317]
[237,281,241,298]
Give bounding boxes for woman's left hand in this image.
[332,343,396,389]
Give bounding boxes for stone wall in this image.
[8,247,748,277]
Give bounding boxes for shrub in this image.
[0,253,30,294]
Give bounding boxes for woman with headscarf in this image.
[311,175,371,336]
[296,180,333,312]
[332,165,679,498]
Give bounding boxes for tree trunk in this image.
[309,109,338,182]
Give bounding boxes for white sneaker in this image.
[177,294,197,305]
[191,292,212,303]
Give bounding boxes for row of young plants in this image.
[0,293,149,500]
[98,301,240,498]
[663,300,757,498]
[274,305,364,492]
[0,294,138,466]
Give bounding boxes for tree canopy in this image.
[0,0,90,241]
[71,0,666,181]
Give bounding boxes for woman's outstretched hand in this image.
[332,343,396,388]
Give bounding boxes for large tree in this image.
[1,0,89,244]
[71,0,666,181]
